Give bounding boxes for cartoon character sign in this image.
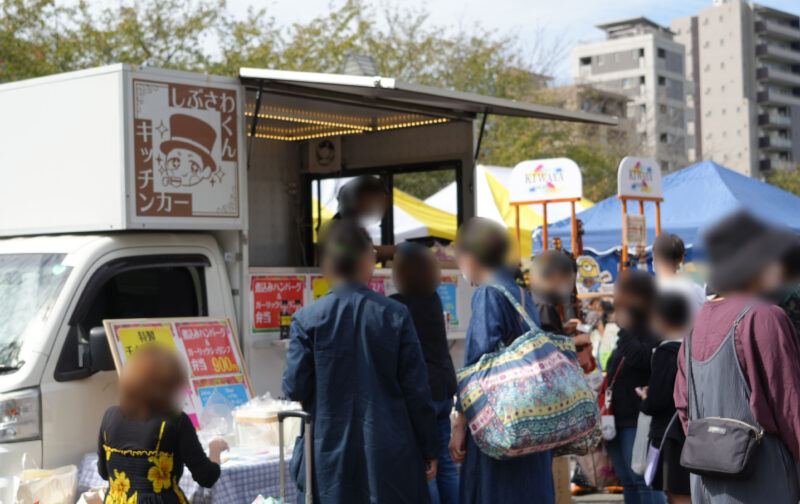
[132,79,240,219]
[576,255,613,293]
[160,114,223,188]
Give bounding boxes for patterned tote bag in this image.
[456,284,601,460]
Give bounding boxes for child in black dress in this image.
[640,292,691,504]
[98,345,227,504]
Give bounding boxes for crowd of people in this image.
[95,175,800,504]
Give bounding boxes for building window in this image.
[660,133,669,143]
[580,56,591,65]
[658,48,666,58]
[722,131,727,138]
[639,48,645,57]
[704,41,710,48]
[704,64,711,71]
[640,76,646,84]
[720,38,724,46]
[659,104,667,114]
[658,76,666,86]
[722,107,726,114]
[598,55,604,66]
[720,62,725,69]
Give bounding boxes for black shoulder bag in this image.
[679,307,764,478]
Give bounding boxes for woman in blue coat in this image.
[449,218,555,504]
[283,219,439,503]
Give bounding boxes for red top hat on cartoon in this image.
[160,114,217,172]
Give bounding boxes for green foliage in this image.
[1,0,624,200]
[767,165,800,197]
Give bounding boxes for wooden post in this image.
[620,199,628,270]
[514,205,521,254]
[542,202,549,251]
[570,200,577,255]
[655,201,662,236]
[639,200,645,215]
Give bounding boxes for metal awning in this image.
[239,67,618,126]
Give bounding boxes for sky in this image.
[223,0,800,83]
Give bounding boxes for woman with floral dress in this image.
[97,345,227,503]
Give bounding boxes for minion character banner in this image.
[576,254,614,294]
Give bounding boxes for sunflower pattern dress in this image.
[98,406,221,504]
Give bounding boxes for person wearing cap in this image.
[673,211,800,503]
[391,242,459,504]
[448,218,554,504]
[283,219,439,503]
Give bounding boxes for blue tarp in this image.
[535,160,800,254]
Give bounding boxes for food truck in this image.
[0,63,615,468]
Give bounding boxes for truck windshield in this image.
[0,254,72,371]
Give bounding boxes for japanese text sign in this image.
[132,79,240,219]
[251,275,306,332]
[509,158,582,204]
[617,157,663,199]
[104,317,251,430]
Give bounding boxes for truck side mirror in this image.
[89,326,115,372]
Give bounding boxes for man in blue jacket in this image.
[283,219,439,503]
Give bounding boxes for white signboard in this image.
[617,157,663,199]
[508,158,582,204]
[131,77,242,222]
[624,214,647,246]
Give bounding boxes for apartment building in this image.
[545,84,633,145]
[672,0,800,177]
[572,17,691,172]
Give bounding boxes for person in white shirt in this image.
[652,233,706,315]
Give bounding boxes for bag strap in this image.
[490,283,537,330]
[686,305,751,421]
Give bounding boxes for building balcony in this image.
[756,43,800,64]
[757,67,800,87]
[759,136,793,151]
[760,158,795,171]
[758,112,793,128]
[758,89,800,107]
[756,20,800,41]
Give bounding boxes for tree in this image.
[767,164,800,197]
[1,0,628,200]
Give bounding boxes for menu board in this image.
[438,276,459,325]
[251,275,306,332]
[104,317,252,429]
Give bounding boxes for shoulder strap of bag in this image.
[490,283,537,330]
[687,305,751,421]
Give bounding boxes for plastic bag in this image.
[631,412,652,475]
[233,393,301,448]
[574,443,619,488]
[76,487,106,504]
[16,464,77,504]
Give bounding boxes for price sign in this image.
[251,275,305,332]
[175,319,242,377]
[104,317,252,431]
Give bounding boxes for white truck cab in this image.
[0,63,612,472]
[0,233,236,467]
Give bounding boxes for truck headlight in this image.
[0,388,41,442]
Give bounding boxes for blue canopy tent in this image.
[534,160,800,278]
